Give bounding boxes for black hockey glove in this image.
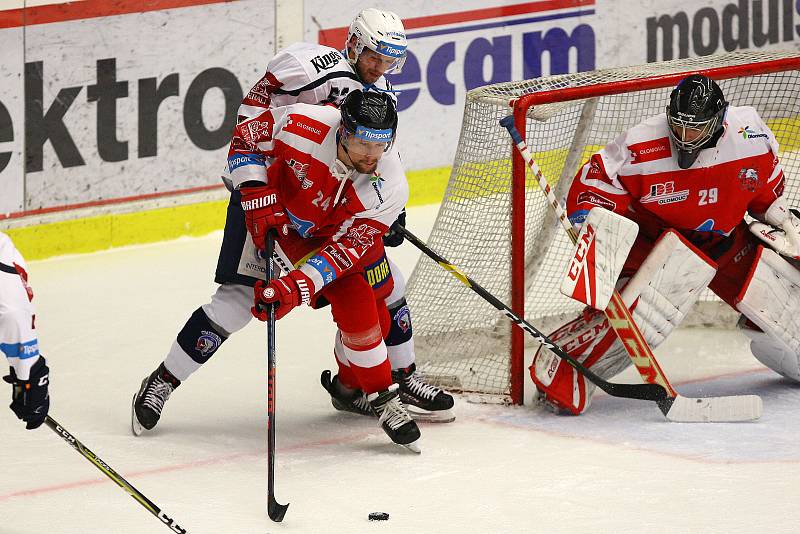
[3,356,50,430]
[383,209,406,247]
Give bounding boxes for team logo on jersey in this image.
[196,330,222,358]
[737,168,760,192]
[248,72,283,106]
[284,114,331,144]
[346,224,383,254]
[738,126,769,140]
[370,174,385,204]
[310,51,342,73]
[629,137,672,164]
[640,181,689,205]
[241,117,274,145]
[287,159,313,189]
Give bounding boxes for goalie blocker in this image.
[533,227,717,415]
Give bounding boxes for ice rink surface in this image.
[2,204,800,534]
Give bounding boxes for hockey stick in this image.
[44,416,188,533]
[499,116,761,422]
[400,226,761,422]
[264,229,289,521]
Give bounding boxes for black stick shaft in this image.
[44,416,188,533]
[265,230,289,521]
[398,226,672,409]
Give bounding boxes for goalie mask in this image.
[346,8,407,75]
[339,90,397,157]
[666,74,728,169]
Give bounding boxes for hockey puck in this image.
[368,512,390,521]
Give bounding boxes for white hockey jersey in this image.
[0,232,40,380]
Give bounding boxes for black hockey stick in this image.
[264,229,289,522]
[44,416,188,533]
[399,226,763,421]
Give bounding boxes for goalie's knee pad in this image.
[532,230,717,414]
[736,247,800,381]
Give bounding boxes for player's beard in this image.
[351,157,378,174]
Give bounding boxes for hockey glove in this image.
[253,270,313,321]
[3,356,50,430]
[749,197,800,260]
[383,209,406,247]
[240,185,290,251]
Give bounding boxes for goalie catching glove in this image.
[240,184,290,251]
[252,270,312,321]
[749,196,800,260]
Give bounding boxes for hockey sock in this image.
[175,307,228,366]
[385,297,414,369]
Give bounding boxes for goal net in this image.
[404,49,800,404]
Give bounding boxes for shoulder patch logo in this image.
[287,158,313,189]
[629,137,672,164]
[738,126,769,140]
[284,114,331,144]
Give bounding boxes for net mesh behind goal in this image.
[405,50,800,403]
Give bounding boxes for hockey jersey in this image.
[567,105,785,251]
[228,103,408,296]
[0,232,40,381]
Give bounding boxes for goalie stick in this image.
[44,416,188,533]
[499,115,761,422]
[264,229,289,522]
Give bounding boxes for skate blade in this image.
[406,406,455,423]
[402,440,422,454]
[131,394,146,436]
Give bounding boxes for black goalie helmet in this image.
[666,74,728,169]
[339,89,398,156]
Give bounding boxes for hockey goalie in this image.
[532,74,800,415]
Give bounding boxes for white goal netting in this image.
[405,50,800,401]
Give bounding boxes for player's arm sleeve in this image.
[225,110,280,190]
[566,133,633,227]
[748,112,787,216]
[299,163,409,294]
[0,237,40,381]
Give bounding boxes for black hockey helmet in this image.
[339,90,397,155]
[666,74,728,169]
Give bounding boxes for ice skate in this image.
[392,363,455,423]
[367,383,421,453]
[131,363,181,435]
[320,370,373,417]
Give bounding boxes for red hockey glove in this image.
[240,185,290,251]
[252,270,313,321]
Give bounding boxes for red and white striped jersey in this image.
[228,103,407,295]
[567,105,785,250]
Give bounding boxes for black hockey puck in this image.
[368,512,390,521]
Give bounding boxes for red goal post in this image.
[405,50,800,405]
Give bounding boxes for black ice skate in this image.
[367,383,421,453]
[320,370,373,417]
[131,363,181,436]
[392,363,455,423]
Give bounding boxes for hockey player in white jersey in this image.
[132,9,453,439]
[1,232,50,430]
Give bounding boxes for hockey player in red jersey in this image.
[531,74,800,415]
[1,232,50,430]
[131,8,453,442]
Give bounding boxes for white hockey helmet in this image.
[346,8,407,74]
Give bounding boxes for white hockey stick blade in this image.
[665,394,763,423]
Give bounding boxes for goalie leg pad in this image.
[736,247,800,381]
[532,230,717,414]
